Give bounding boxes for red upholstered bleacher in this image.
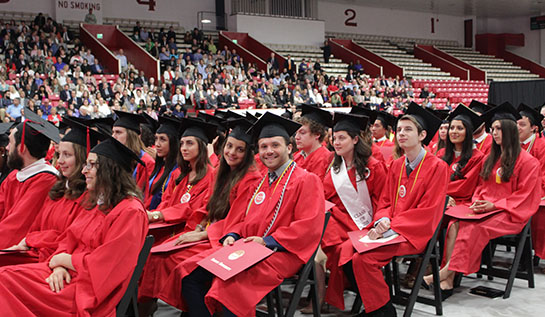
[412,79,488,107]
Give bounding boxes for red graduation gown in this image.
[321,158,387,309]
[143,168,263,308]
[292,146,332,180]
[436,148,485,205]
[371,143,385,162]
[523,135,545,258]
[0,170,58,249]
[0,194,86,266]
[342,152,449,312]
[449,151,541,274]
[136,152,155,199]
[475,133,492,156]
[203,165,325,317]
[209,153,219,168]
[149,167,214,245]
[0,197,148,316]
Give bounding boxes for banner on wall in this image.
[55,0,103,24]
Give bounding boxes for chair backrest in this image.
[309,211,331,260]
[422,196,449,255]
[116,235,155,316]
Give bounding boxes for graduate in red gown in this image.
[437,102,541,292]
[111,111,155,197]
[0,136,148,316]
[0,108,60,249]
[469,100,494,155]
[342,102,449,316]
[423,105,485,286]
[145,116,181,210]
[138,118,262,313]
[435,105,485,206]
[318,112,387,311]
[146,117,217,244]
[293,104,333,180]
[182,112,325,317]
[0,118,105,266]
[516,104,545,260]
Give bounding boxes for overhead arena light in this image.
[201,19,212,24]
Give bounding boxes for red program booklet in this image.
[348,229,407,254]
[148,221,182,230]
[198,240,274,281]
[445,205,502,220]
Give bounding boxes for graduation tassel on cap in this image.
[19,120,26,152]
[86,126,91,155]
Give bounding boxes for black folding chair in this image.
[388,196,448,317]
[477,220,535,299]
[116,235,155,317]
[257,212,331,317]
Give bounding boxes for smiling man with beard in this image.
[0,108,60,249]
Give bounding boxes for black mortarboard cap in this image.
[225,118,253,144]
[245,112,258,124]
[0,122,14,135]
[446,104,481,131]
[481,102,521,129]
[281,109,293,120]
[0,122,12,147]
[81,116,115,135]
[376,111,397,129]
[404,102,442,145]
[333,112,369,133]
[301,104,333,127]
[58,120,69,135]
[214,109,228,119]
[91,136,144,172]
[350,106,378,125]
[156,116,181,138]
[247,112,301,141]
[469,100,493,114]
[198,111,226,133]
[61,117,107,153]
[142,112,160,134]
[224,110,245,121]
[518,103,543,129]
[21,107,60,143]
[180,117,218,143]
[113,110,147,134]
[427,108,450,122]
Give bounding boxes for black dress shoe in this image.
[421,279,431,290]
[441,288,454,300]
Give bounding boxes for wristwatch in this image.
[152,212,160,221]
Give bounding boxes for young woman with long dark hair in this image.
[146,117,217,245]
[432,103,541,294]
[315,112,387,312]
[145,116,181,210]
[0,137,148,316]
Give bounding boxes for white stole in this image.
[331,158,373,230]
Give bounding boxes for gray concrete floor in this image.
[154,251,545,316]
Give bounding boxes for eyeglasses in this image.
[83,161,99,171]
